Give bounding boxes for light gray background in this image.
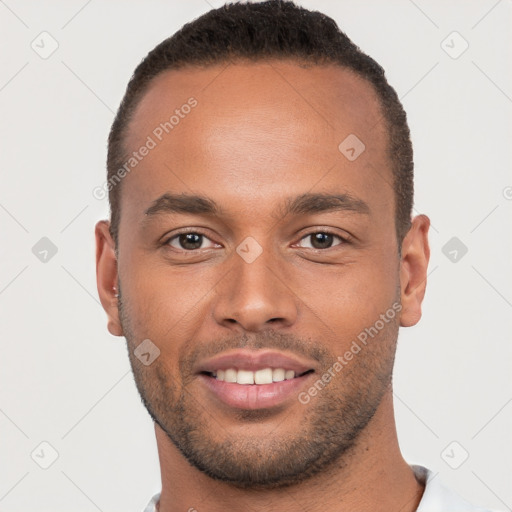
[1,1,511,511]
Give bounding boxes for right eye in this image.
[165,231,219,251]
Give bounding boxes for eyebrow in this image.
[143,192,370,221]
[282,192,370,217]
[144,193,220,217]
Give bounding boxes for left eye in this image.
[167,233,217,251]
[297,232,345,250]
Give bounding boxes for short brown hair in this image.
[107,0,413,247]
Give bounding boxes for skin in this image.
[95,61,430,512]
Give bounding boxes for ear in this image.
[95,220,123,336]
[399,215,430,327]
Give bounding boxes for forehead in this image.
[120,61,392,226]
[126,60,387,148]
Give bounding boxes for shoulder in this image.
[413,465,498,512]
[142,492,160,512]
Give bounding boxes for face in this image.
[96,61,429,489]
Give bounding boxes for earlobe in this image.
[95,220,124,337]
[399,215,430,327]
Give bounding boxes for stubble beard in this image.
[118,286,398,489]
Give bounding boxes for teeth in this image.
[272,368,285,382]
[213,367,297,384]
[254,368,273,384]
[224,368,237,383]
[237,370,254,385]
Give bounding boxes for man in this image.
[95,1,494,511]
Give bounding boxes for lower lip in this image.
[198,373,314,410]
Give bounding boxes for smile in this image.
[203,367,314,385]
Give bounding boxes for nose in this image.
[212,243,299,333]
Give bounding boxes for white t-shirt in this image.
[142,465,495,512]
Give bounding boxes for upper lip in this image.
[195,349,317,375]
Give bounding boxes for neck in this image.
[154,390,424,512]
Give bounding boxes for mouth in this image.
[198,369,315,410]
[200,367,315,384]
[195,350,317,410]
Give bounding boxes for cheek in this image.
[120,258,217,343]
[288,256,399,345]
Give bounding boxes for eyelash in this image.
[162,228,350,251]
[295,230,350,250]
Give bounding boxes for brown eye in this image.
[179,233,202,250]
[166,232,217,251]
[298,232,344,250]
